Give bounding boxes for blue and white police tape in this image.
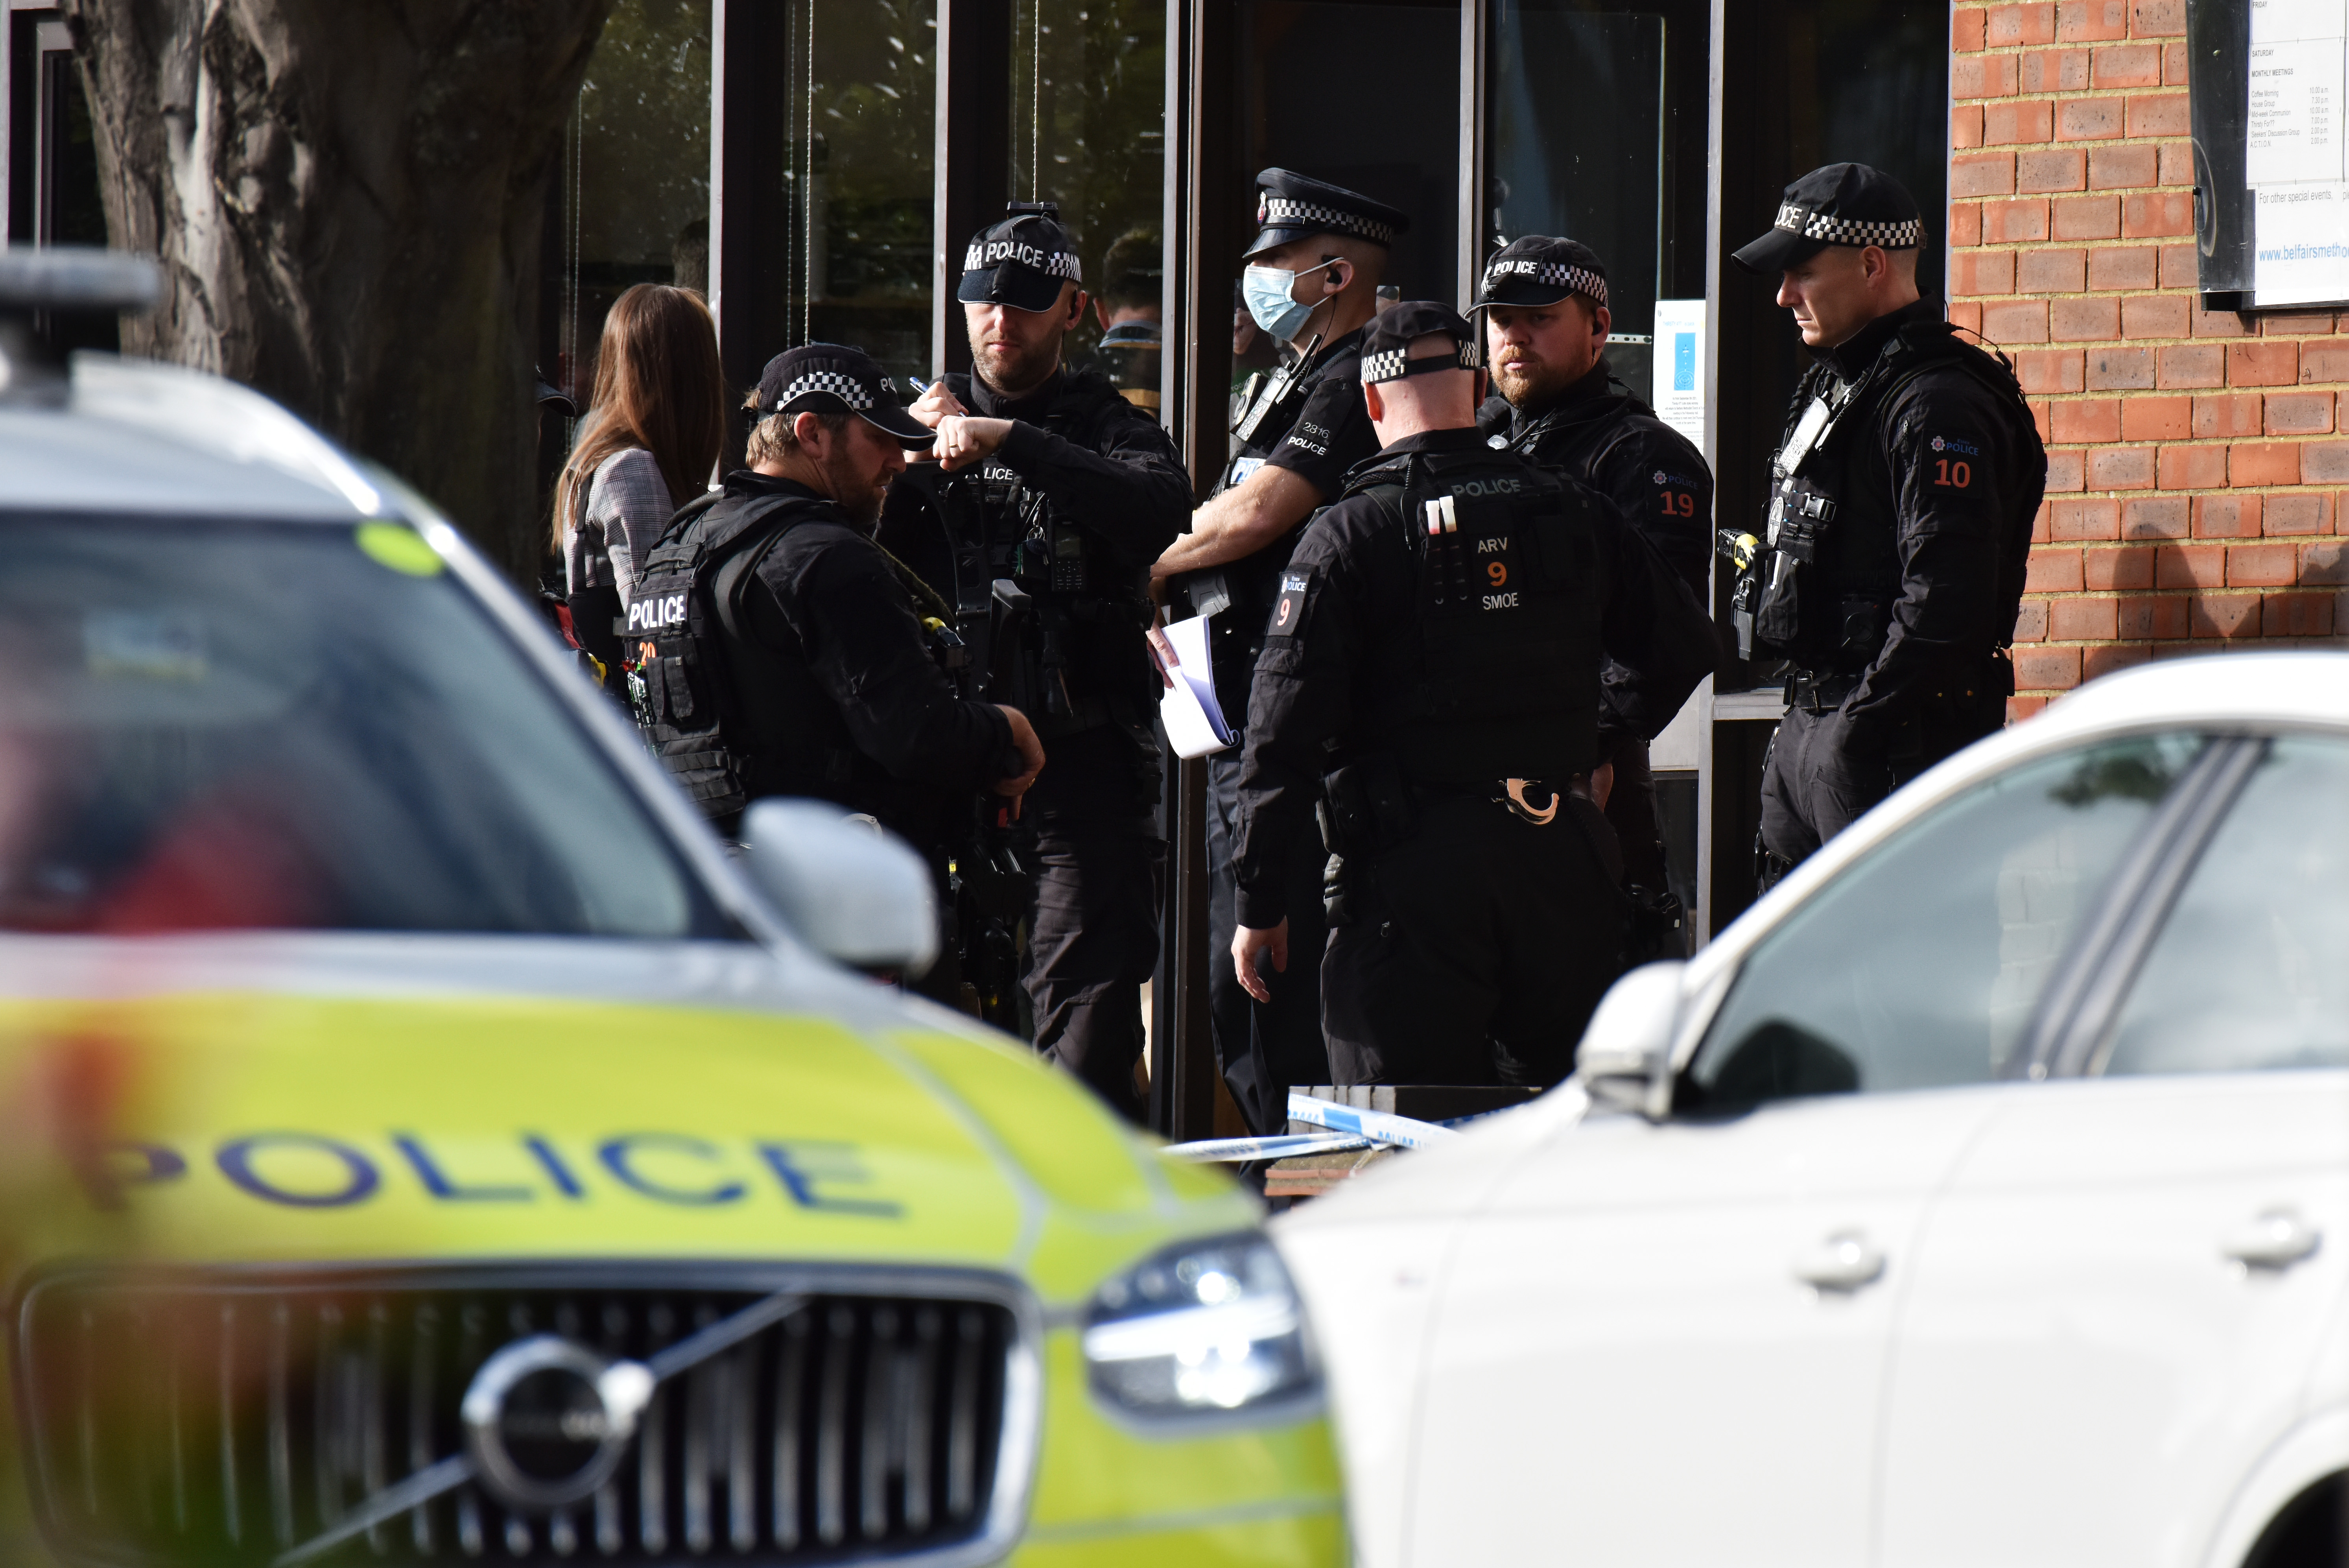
[1283,1091,1463,1150]
[1162,1095,1465,1163]
[1163,1132,1372,1164]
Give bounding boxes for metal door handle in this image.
[1792,1231,1886,1292]
[2222,1209,2321,1271]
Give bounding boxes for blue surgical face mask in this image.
[1242,263,1324,342]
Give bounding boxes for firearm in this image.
[951,800,1031,1032]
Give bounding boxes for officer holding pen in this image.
[881,202,1191,1123]
[1149,168,1406,1135]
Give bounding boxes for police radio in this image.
[1717,528,1761,660]
[1232,332,1322,447]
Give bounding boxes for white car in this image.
[1278,652,2349,1568]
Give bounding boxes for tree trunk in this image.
[61,0,617,581]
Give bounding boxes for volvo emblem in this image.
[461,1336,656,1510]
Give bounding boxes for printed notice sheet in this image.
[2257,184,2349,304]
[2252,0,2349,304]
[2249,36,2345,186]
[1651,299,1707,456]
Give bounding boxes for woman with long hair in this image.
[555,283,726,680]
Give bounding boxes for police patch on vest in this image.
[627,592,688,634]
[1269,572,1311,638]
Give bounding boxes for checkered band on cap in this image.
[1260,196,1398,247]
[1482,258,1609,308]
[772,367,889,411]
[1360,338,1481,384]
[1774,202,1923,249]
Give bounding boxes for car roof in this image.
[0,353,393,521]
[2029,649,2349,737]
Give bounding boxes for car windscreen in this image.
[0,514,735,940]
[1683,732,2207,1110]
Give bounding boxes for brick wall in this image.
[1949,0,2349,718]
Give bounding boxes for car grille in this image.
[13,1265,1034,1568]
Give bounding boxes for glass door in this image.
[548,0,715,412]
[1482,0,1708,402]
[1236,0,1462,308]
[777,0,939,382]
[1008,0,1169,410]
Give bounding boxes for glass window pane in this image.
[1010,0,1168,411]
[783,0,939,383]
[1236,2,1460,305]
[2104,736,2349,1077]
[1483,0,1708,402]
[551,0,715,405]
[0,518,732,941]
[1685,734,2206,1110]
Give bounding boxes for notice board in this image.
[2194,0,2349,306]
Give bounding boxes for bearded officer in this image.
[1729,164,2045,881]
[1228,304,1711,1088]
[1147,168,1405,1134]
[634,343,1045,900]
[1473,237,1715,909]
[884,202,1190,1123]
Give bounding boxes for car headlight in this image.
[1080,1233,1318,1419]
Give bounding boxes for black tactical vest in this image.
[919,370,1158,744]
[1344,448,1603,785]
[630,486,876,828]
[1493,376,1657,481]
[1746,322,2039,671]
[1192,330,1362,715]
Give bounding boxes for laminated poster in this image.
[1650,299,1707,456]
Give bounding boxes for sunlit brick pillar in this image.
[1949,0,2349,718]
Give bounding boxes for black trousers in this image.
[1025,821,1165,1124]
[1206,749,1333,1136]
[1759,702,2000,865]
[1322,793,1626,1091]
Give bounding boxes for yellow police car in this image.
[0,253,1342,1568]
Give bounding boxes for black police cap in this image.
[754,343,935,448]
[1733,163,1926,274]
[957,203,1084,314]
[1243,169,1410,260]
[1470,236,1610,312]
[1360,301,1481,384]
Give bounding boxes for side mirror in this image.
[739,799,940,977]
[1574,960,1686,1121]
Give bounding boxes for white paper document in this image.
[2249,38,2347,187]
[1157,613,1234,759]
[2256,183,2349,304]
[1650,299,1707,456]
[2255,0,2345,45]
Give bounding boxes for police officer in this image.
[1149,169,1406,1133]
[1473,235,1717,903]
[884,203,1191,1123]
[633,343,1044,892]
[1228,304,1712,1087]
[1728,164,2046,878]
